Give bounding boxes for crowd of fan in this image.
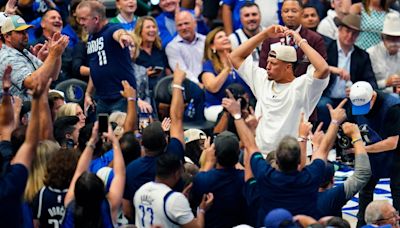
[0,0,400,227]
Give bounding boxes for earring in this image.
[212,48,216,54]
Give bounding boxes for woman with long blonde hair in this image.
[200,27,252,122]
[134,16,171,93]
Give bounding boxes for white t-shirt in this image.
[237,55,329,154]
[134,182,194,228]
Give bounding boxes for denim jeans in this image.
[96,97,127,115]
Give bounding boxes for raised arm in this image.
[222,4,233,35]
[0,66,15,141]
[285,30,330,79]
[64,123,99,207]
[312,99,347,161]
[120,80,137,133]
[230,25,286,70]
[39,75,54,140]
[23,34,69,89]
[11,79,50,169]
[298,113,313,170]
[169,64,185,146]
[104,126,126,223]
[341,122,371,200]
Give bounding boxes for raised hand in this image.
[245,106,259,130]
[342,122,362,139]
[265,25,287,39]
[310,122,324,149]
[298,112,312,138]
[221,89,241,116]
[173,63,186,84]
[327,98,347,125]
[120,80,136,99]
[199,193,214,211]
[5,0,17,14]
[161,117,171,132]
[32,78,52,99]
[48,32,69,57]
[284,29,303,45]
[2,65,12,92]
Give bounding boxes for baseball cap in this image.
[0,12,9,27]
[264,208,299,228]
[381,12,400,36]
[1,15,33,34]
[214,131,239,165]
[350,81,373,115]
[269,45,297,63]
[184,129,206,144]
[141,121,167,152]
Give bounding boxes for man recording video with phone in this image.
[346,81,400,227]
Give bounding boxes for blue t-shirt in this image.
[135,48,169,91]
[89,149,114,173]
[87,23,136,100]
[222,0,255,30]
[317,184,347,217]
[192,168,247,227]
[250,152,325,226]
[123,138,184,202]
[0,164,29,227]
[62,200,113,228]
[200,60,252,107]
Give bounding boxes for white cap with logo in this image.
[350,81,373,115]
[269,45,297,63]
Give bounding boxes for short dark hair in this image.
[156,153,182,179]
[119,132,141,165]
[214,131,240,167]
[240,1,260,11]
[326,217,351,228]
[141,122,167,155]
[283,0,304,9]
[275,136,301,172]
[303,3,318,11]
[53,116,79,146]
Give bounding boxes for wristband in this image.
[86,142,96,150]
[127,97,137,101]
[172,84,185,91]
[297,39,308,48]
[297,136,307,142]
[330,120,340,126]
[197,207,205,214]
[351,137,363,145]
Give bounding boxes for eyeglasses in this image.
[376,211,399,223]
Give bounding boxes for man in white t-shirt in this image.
[133,153,213,228]
[230,25,330,155]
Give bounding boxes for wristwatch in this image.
[233,113,242,120]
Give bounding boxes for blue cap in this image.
[264,208,299,228]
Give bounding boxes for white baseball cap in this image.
[350,81,373,115]
[184,129,206,143]
[269,45,297,63]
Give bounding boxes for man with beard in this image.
[258,0,327,77]
[0,15,69,101]
[229,2,263,64]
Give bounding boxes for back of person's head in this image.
[275,136,301,172]
[264,208,298,228]
[11,125,27,155]
[74,171,105,228]
[45,148,78,189]
[141,122,167,155]
[76,0,106,20]
[156,153,182,179]
[54,116,79,147]
[24,140,60,202]
[119,132,141,165]
[325,217,351,228]
[214,131,240,167]
[365,200,392,225]
[56,103,80,119]
[109,111,126,138]
[78,122,105,155]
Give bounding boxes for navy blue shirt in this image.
[135,48,169,91]
[62,200,113,228]
[87,23,136,100]
[250,152,325,226]
[32,187,67,228]
[192,168,247,227]
[317,184,347,217]
[0,164,29,227]
[200,60,252,108]
[124,138,184,202]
